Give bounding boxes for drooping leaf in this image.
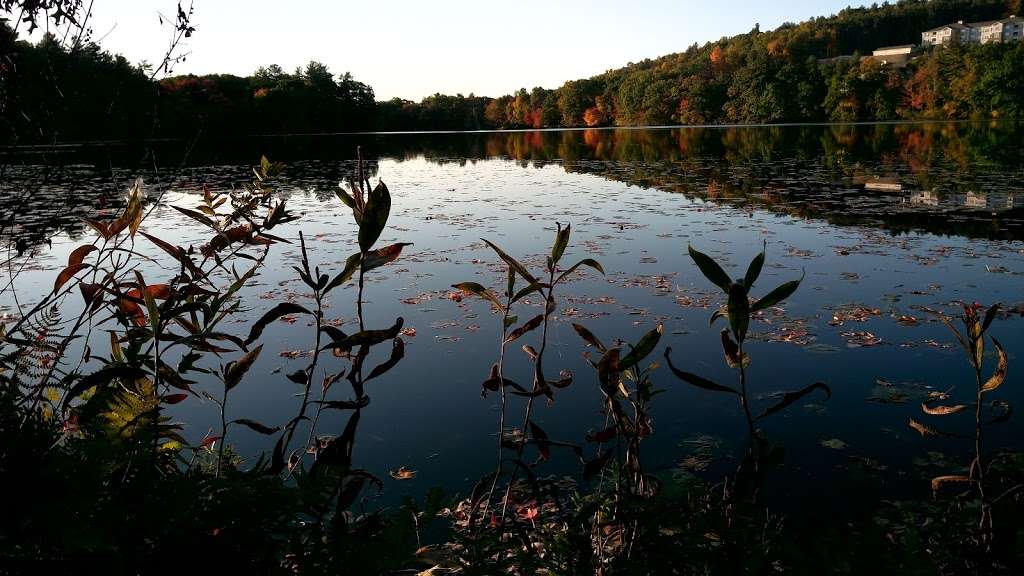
[556,258,604,283]
[171,205,218,229]
[452,282,502,310]
[54,263,88,293]
[482,239,538,285]
[663,348,740,395]
[83,219,111,239]
[688,244,731,292]
[225,345,263,390]
[362,242,412,273]
[366,338,405,381]
[505,314,544,344]
[245,303,312,345]
[324,252,362,294]
[572,323,606,352]
[68,244,97,267]
[751,272,804,312]
[232,419,280,435]
[981,338,1007,393]
[620,323,663,368]
[358,181,391,252]
[757,382,831,420]
[323,318,405,354]
[511,282,544,304]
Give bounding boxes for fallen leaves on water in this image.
[390,466,417,480]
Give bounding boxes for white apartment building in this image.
[922,16,1024,46]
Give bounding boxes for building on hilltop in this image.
[922,16,1023,46]
[870,45,916,68]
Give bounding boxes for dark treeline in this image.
[2,0,1024,144]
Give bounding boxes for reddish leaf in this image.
[54,263,88,293]
[163,394,189,405]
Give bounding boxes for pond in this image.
[2,122,1023,520]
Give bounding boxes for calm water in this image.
[3,123,1023,513]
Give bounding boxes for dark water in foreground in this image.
[2,123,1023,514]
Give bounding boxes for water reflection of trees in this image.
[3,123,1023,252]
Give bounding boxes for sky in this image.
[21,0,873,100]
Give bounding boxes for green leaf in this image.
[324,253,363,294]
[727,283,750,342]
[225,345,263,391]
[688,244,731,292]
[171,205,218,230]
[556,258,604,284]
[482,239,538,285]
[750,271,804,312]
[335,187,359,218]
[452,282,503,310]
[511,282,544,304]
[743,247,765,289]
[551,223,571,266]
[358,181,391,252]
[620,323,663,368]
[663,348,739,395]
[245,303,312,345]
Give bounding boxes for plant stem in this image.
[974,366,992,545]
[500,267,556,526]
[738,340,755,440]
[216,384,227,478]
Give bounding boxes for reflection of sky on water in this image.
[2,129,1024,514]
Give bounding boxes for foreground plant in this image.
[665,243,828,437]
[912,303,1010,547]
[445,223,602,567]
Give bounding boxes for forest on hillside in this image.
[2,0,1023,143]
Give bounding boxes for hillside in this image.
[2,0,1023,143]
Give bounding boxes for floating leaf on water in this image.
[931,475,972,491]
[820,438,847,450]
[390,466,417,480]
[921,402,969,416]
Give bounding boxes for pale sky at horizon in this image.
[16,1,874,100]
